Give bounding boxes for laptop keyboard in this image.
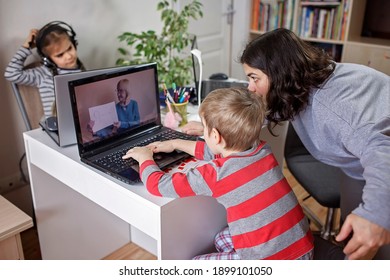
[94,129,196,172]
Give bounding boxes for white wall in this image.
[0,0,251,193]
[231,1,251,80]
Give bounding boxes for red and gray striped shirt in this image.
[140,140,313,259]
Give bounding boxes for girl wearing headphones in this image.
[4,21,85,119]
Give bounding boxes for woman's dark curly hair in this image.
[240,28,335,132]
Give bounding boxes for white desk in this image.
[24,128,227,260]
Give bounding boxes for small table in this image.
[0,195,33,259]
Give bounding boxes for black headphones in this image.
[35,21,77,70]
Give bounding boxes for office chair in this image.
[284,122,342,241]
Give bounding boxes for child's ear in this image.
[212,128,222,144]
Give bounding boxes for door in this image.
[186,0,251,80]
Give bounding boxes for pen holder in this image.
[171,101,188,126]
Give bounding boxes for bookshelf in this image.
[250,0,390,75]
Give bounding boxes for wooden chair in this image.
[9,62,44,226]
[10,62,44,131]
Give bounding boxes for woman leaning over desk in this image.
[182,28,390,260]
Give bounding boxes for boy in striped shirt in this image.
[123,87,314,260]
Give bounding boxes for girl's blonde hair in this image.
[199,87,267,151]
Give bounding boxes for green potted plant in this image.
[116,0,203,89]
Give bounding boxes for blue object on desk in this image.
[159,91,167,107]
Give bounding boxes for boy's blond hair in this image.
[199,87,266,151]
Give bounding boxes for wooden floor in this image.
[20,225,157,260]
[20,162,333,260]
[20,226,42,260]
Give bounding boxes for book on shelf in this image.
[298,0,349,41]
[250,0,295,32]
[325,8,335,39]
[251,0,260,30]
[332,1,343,40]
[250,0,350,43]
[301,0,341,4]
[317,9,327,38]
[340,0,350,40]
[284,0,294,29]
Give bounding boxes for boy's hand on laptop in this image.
[123,146,153,164]
[148,139,197,156]
[147,140,176,154]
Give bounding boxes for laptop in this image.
[68,62,197,184]
[40,65,136,147]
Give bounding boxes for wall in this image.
[0,0,251,195]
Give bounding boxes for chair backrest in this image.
[259,121,288,167]
[10,62,44,130]
[284,122,309,158]
[284,122,341,208]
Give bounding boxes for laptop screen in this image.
[54,65,136,147]
[68,63,160,152]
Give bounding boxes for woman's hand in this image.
[181,121,204,136]
[336,213,390,259]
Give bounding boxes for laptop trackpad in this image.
[118,167,141,183]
